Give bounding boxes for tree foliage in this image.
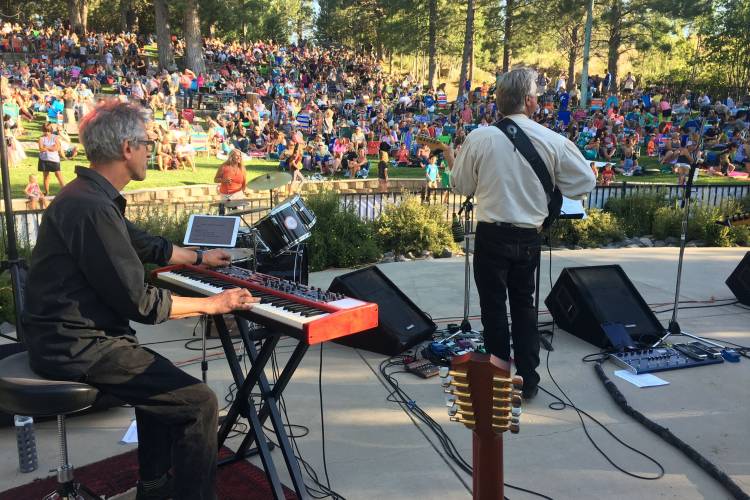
[3,0,748,96]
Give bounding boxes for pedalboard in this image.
[610,346,724,374]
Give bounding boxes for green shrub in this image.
[688,205,733,247]
[0,241,33,325]
[304,191,381,271]
[740,194,750,212]
[652,203,746,247]
[731,226,750,246]
[652,206,683,240]
[0,273,15,325]
[549,209,625,247]
[375,194,459,256]
[128,204,200,245]
[604,191,670,237]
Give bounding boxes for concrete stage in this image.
[1,247,748,499]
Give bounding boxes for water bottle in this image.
[14,415,38,473]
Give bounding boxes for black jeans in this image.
[84,344,218,500]
[473,222,542,389]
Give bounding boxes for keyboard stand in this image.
[212,313,310,500]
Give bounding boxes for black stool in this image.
[0,351,101,500]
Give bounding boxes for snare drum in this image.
[254,195,316,255]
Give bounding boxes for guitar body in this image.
[444,353,523,500]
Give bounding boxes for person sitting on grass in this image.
[392,142,409,168]
[175,135,196,172]
[601,163,616,186]
[156,139,174,171]
[583,136,600,160]
[711,143,738,176]
[348,148,368,179]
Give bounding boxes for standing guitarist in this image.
[444,68,595,400]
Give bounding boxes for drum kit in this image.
[224,172,316,277]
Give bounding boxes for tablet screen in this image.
[183,215,240,247]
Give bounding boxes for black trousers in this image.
[473,222,542,389]
[84,344,218,500]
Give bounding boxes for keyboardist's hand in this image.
[203,249,232,268]
[209,288,260,315]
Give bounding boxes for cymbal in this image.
[248,172,292,191]
[228,205,271,216]
[223,199,250,208]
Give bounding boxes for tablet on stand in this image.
[182,214,241,384]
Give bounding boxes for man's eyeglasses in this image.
[132,139,156,152]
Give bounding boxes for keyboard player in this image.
[21,101,256,500]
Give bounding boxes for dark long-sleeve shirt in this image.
[22,166,174,379]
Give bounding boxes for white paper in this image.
[120,419,138,444]
[614,370,669,388]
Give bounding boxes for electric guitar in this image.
[415,134,450,152]
[716,212,750,227]
[442,353,523,500]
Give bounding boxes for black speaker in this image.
[726,251,750,306]
[328,266,436,355]
[544,265,664,349]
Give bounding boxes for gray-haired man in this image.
[445,68,595,399]
[23,100,258,499]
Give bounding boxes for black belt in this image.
[478,221,542,233]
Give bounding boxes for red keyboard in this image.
[152,264,378,345]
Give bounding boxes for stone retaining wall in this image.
[2,178,428,213]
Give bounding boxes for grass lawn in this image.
[7,112,748,199]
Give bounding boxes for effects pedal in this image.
[610,346,724,374]
[406,358,440,378]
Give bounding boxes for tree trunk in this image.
[458,0,475,96]
[567,25,579,91]
[119,0,131,32]
[502,0,514,73]
[427,0,437,90]
[79,0,88,33]
[154,0,176,71]
[607,0,622,92]
[297,15,303,45]
[183,0,206,74]
[68,0,83,34]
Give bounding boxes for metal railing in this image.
[2,183,748,254]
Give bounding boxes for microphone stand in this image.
[458,196,479,334]
[0,80,25,343]
[652,161,714,347]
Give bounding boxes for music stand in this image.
[183,215,241,382]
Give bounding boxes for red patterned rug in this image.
[0,447,296,499]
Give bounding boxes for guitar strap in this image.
[494,118,562,228]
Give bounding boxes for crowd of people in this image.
[2,19,750,209]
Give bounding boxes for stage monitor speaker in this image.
[544,265,664,349]
[726,251,750,306]
[328,266,436,356]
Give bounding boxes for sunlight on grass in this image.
[7,113,748,198]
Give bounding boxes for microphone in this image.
[452,213,465,243]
